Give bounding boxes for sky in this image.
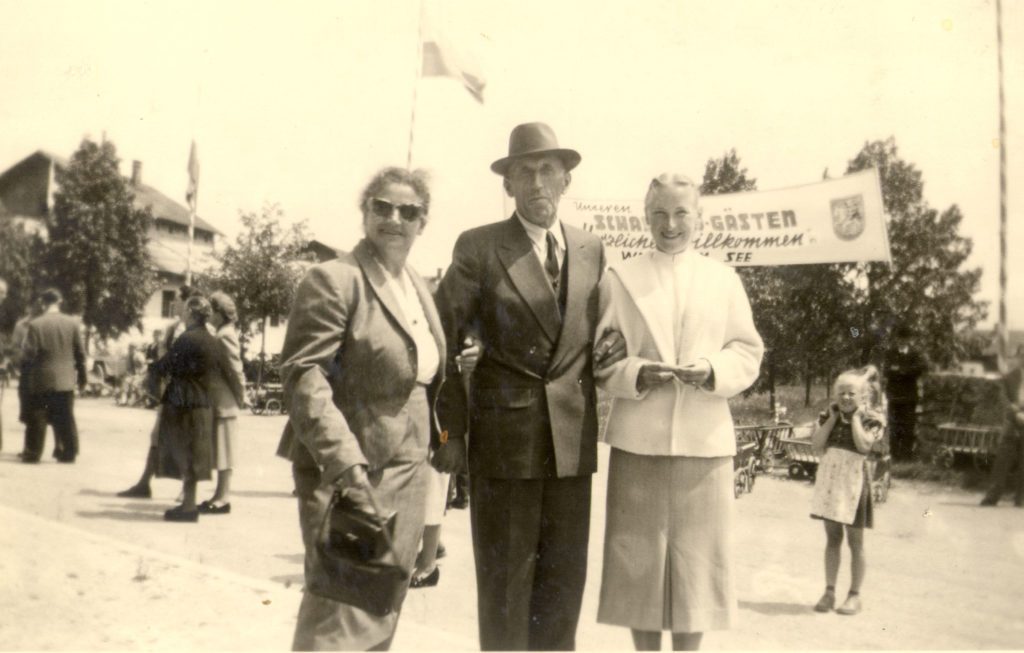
[1,0,1021,329]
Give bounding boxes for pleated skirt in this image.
[598,448,735,633]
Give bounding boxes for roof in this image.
[0,150,221,236]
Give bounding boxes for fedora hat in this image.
[490,122,581,176]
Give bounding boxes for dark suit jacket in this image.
[21,309,86,394]
[434,215,605,479]
[276,239,447,484]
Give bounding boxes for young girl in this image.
[810,366,886,616]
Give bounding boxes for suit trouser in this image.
[984,424,1024,505]
[23,391,78,460]
[889,401,917,461]
[470,474,591,651]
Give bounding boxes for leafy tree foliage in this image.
[846,138,987,368]
[0,221,44,333]
[200,203,310,365]
[42,138,156,342]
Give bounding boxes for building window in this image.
[161,290,176,318]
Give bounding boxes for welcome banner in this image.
[562,168,890,266]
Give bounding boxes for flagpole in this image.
[186,141,198,287]
[407,0,425,169]
[995,0,1009,366]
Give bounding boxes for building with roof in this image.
[0,149,222,339]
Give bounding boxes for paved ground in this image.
[0,392,1022,650]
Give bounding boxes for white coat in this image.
[595,249,763,457]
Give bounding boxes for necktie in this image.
[544,230,560,291]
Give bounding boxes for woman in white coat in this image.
[595,173,763,651]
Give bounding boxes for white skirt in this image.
[599,448,735,633]
[423,465,450,526]
[213,416,237,471]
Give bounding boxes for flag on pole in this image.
[186,140,200,210]
[421,10,485,103]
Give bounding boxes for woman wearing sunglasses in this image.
[277,167,475,650]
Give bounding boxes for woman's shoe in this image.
[164,505,199,522]
[409,566,440,589]
[197,500,231,515]
[837,594,861,615]
[814,591,835,612]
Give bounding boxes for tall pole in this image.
[407,0,425,169]
[996,0,1008,366]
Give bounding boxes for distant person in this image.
[810,366,886,616]
[152,295,243,522]
[882,325,927,461]
[117,286,195,499]
[19,288,87,463]
[593,173,763,651]
[980,346,1024,507]
[199,291,247,515]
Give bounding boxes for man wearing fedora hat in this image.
[433,122,623,650]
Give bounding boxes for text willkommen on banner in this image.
[562,168,890,266]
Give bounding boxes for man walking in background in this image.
[20,288,86,463]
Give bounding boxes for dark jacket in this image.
[434,215,605,479]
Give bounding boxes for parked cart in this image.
[782,438,819,481]
[733,440,758,498]
[736,422,794,474]
[932,423,1002,470]
[248,382,286,415]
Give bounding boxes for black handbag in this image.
[308,487,409,617]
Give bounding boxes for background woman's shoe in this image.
[409,566,440,589]
[837,594,862,615]
[164,505,199,522]
[197,500,231,514]
[814,592,835,612]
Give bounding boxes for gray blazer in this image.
[207,323,246,417]
[22,309,86,394]
[276,239,446,484]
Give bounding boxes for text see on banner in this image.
[561,168,891,267]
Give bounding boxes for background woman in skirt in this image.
[810,366,886,616]
[595,173,763,650]
[154,295,244,522]
[199,291,247,514]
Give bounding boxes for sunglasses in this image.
[370,198,424,222]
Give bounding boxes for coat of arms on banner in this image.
[831,194,866,241]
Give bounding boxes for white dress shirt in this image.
[380,266,440,384]
[516,213,565,271]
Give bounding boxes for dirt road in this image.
[0,394,1021,650]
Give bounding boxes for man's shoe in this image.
[980,496,999,506]
[20,456,40,464]
[117,484,152,499]
[450,495,468,510]
[814,591,835,612]
[164,505,199,522]
[836,595,862,616]
[409,566,440,589]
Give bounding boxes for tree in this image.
[702,151,857,413]
[0,221,44,333]
[200,203,310,384]
[42,138,156,344]
[846,138,987,368]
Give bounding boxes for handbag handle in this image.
[317,481,398,558]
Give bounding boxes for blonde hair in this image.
[833,365,886,418]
